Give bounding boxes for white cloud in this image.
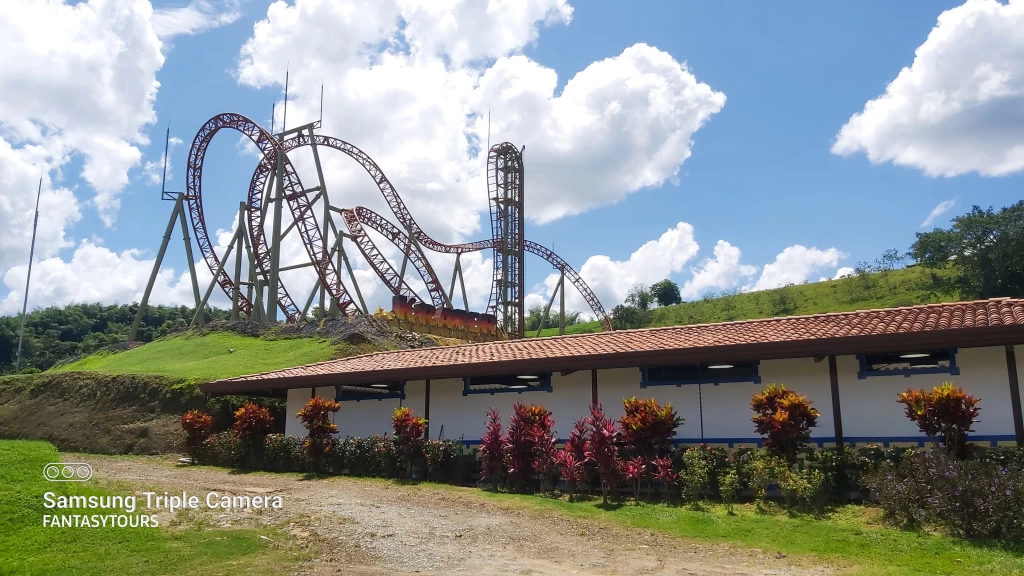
[0,240,217,315]
[747,246,845,291]
[530,222,699,314]
[235,0,724,248]
[680,240,757,299]
[143,136,183,186]
[0,0,166,227]
[0,137,81,274]
[152,0,242,38]
[833,266,855,280]
[921,198,957,227]
[832,0,1024,177]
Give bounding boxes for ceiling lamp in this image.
[508,384,528,389]
[517,375,539,379]
[899,353,931,359]
[707,364,734,369]
[370,383,389,388]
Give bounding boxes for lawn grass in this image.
[477,492,1024,576]
[531,266,960,337]
[53,331,337,384]
[0,440,305,576]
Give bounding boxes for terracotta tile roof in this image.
[201,298,1024,393]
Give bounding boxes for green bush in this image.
[263,434,303,472]
[202,431,240,467]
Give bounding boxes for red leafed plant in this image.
[232,402,274,467]
[533,428,561,492]
[624,456,647,503]
[180,409,213,463]
[503,402,555,492]
[750,384,819,462]
[558,450,585,500]
[897,381,980,458]
[297,396,340,473]
[620,397,683,459]
[584,403,622,504]
[479,407,504,490]
[652,456,679,500]
[392,406,428,478]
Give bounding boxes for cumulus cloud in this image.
[0,0,166,226]
[921,199,957,228]
[527,222,699,316]
[152,0,242,38]
[832,0,1024,177]
[143,136,183,186]
[681,240,757,299]
[746,246,846,291]
[235,0,724,247]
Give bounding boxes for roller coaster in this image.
[130,112,612,341]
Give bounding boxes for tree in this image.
[625,284,654,311]
[911,200,1024,299]
[650,279,682,307]
[611,304,650,330]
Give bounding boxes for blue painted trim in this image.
[456,434,1016,448]
[462,373,553,396]
[335,383,406,402]
[640,361,761,388]
[857,348,960,379]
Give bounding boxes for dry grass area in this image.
[84,453,831,576]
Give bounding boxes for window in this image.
[335,382,406,402]
[639,361,761,388]
[856,349,959,379]
[462,373,553,396]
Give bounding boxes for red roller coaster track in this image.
[185,113,613,334]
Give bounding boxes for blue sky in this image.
[2,0,1023,318]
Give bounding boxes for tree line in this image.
[611,200,1024,330]
[0,303,230,374]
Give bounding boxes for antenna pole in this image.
[160,124,170,199]
[282,66,289,134]
[15,172,43,371]
[319,82,324,127]
[271,96,276,134]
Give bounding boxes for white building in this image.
[202,298,1024,448]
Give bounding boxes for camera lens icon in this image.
[44,463,92,482]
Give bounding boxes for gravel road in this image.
[83,455,833,576]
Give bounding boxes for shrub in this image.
[652,456,679,501]
[424,439,468,484]
[263,434,303,472]
[866,449,1024,544]
[780,467,827,515]
[202,431,240,467]
[503,402,554,492]
[232,402,274,467]
[297,396,340,473]
[680,447,710,508]
[479,408,504,490]
[720,468,740,514]
[748,451,787,510]
[392,407,428,478]
[558,450,586,501]
[533,429,561,492]
[750,384,819,461]
[584,403,622,504]
[623,456,647,503]
[897,382,980,458]
[619,397,683,459]
[180,409,213,463]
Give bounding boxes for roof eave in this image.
[198,325,1024,396]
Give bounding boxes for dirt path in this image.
[81,454,833,576]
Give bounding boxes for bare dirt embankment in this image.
[85,454,833,576]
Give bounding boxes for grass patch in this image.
[530,266,960,337]
[0,440,304,576]
[53,331,337,384]
[477,492,1024,576]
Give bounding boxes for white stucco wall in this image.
[280,345,1022,445]
[838,346,1013,439]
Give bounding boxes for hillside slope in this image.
[1,316,453,454]
[530,265,959,337]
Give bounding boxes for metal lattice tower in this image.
[487,143,525,338]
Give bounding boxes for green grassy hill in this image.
[55,331,340,384]
[531,265,960,337]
